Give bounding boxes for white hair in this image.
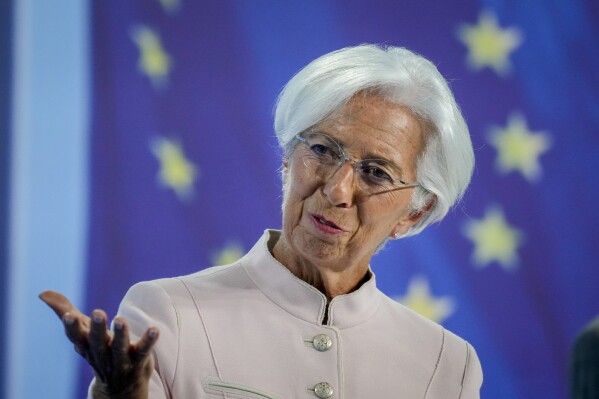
[274,44,474,237]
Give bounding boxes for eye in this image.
[310,143,331,155]
[364,166,392,180]
[359,161,396,184]
[309,143,339,161]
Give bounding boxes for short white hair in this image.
[274,44,474,237]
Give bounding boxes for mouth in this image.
[310,213,345,234]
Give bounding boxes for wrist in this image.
[92,379,149,399]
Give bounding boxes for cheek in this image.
[358,191,413,231]
[285,159,320,199]
[282,167,318,224]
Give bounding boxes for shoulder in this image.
[127,262,244,296]
[377,294,448,348]
[378,295,483,397]
[121,260,254,319]
[378,294,471,348]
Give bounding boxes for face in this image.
[280,93,427,271]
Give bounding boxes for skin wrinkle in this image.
[324,93,430,200]
[273,94,430,301]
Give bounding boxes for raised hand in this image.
[39,290,159,399]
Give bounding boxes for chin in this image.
[294,231,344,260]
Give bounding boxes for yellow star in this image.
[463,207,523,270]
[488,113,551,182]
[457,10,523,75]
[396,276,455,324]
[130,25,173,88]
[150,137,198,200]
[211,242,245,266]
[159,0,181,13]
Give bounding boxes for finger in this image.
[65,316,104,378]
[74,343,85,356]
[39,290,77,319]
[62,312,91,346]
[111,317,132,373]
[133,327,159,361]
[132,327,159,379]
[88,310,111,383]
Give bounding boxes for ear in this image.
[390,195,437,238]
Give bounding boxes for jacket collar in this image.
[242,230,381,329]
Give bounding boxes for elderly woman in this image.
[42,44,482,399]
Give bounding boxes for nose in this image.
[322,162,356,208]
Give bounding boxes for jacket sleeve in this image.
[87,280,180,399]
[424,329,483,399]
[459,342,483,399]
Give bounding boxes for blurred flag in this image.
[81,2,599,399]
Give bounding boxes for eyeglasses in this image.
[293,130,420,194]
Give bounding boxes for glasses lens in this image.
[355,160,402,192]
[296,131,415,193]
[299,132,343,177]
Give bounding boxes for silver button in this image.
[313,382,334,398]
[312,334,332,352]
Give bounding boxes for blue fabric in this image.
[0,1,13,398]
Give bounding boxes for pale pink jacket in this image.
[91,230,482,398]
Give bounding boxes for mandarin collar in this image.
[241,230,381,329]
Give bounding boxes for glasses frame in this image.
[293,131,420,190]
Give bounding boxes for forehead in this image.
[315,94,425,166]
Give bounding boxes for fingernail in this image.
[63,314,74,325]
[92,314,102,324]
[148,329,158,338]
[114,320,123,330]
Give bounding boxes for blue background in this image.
[3,1,599,398]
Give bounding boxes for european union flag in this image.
[81,1,599,398]
[19,1,595,398]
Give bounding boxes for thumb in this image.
[39,290,77,319]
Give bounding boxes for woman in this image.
[41,44,482,398]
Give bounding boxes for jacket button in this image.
[312,334,332,352]
[313,382,334,398]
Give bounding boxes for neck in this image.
[272,237,370,301]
